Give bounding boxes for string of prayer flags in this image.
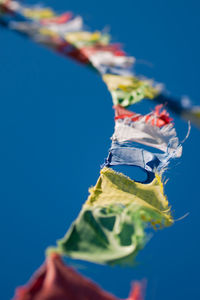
[0,0,199,126]
[0,1,194,298]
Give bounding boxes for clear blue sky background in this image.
[0,0,200,299]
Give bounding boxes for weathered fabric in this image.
[104,143,160,183]
[103,74,161,106]
[104,138,183,184]
[112,119,182,156]
[0,0,199,125]
[114,104,173,127]
[48,168,172,265]
[108,105,182,177]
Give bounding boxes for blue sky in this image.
[0,0,200,299]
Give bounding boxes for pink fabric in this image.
[40,12,72,25]
[13,254,145,300]
[127,281,146,300]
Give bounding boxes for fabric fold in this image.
[13,253,145,300]
[48,168,173,265]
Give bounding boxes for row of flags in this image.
[0,0,195,299]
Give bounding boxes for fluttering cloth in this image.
[114,104,173,127]
[104,143,161,183]
[13,254,145,300]
[112,115,182,156]
[48,168,172,265]
[0,0,200,125]
[104,104,183,183]
[0,1,191,298]
[103,74,161,106]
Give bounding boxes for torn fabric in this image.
[104,138,182,183]
[0,1,192,298]
[103,74,161,106]
[108,105,183,177]
[112,117,182,157]
[114,104,173,127]
[104,143,161,183]
[48,168,172,265]
[0,0,198,125]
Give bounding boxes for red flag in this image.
[80,44,126,58]
[13,254,145,300]
[40,12,72,25]
[127,281,146,300]
[114,104,173,127]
